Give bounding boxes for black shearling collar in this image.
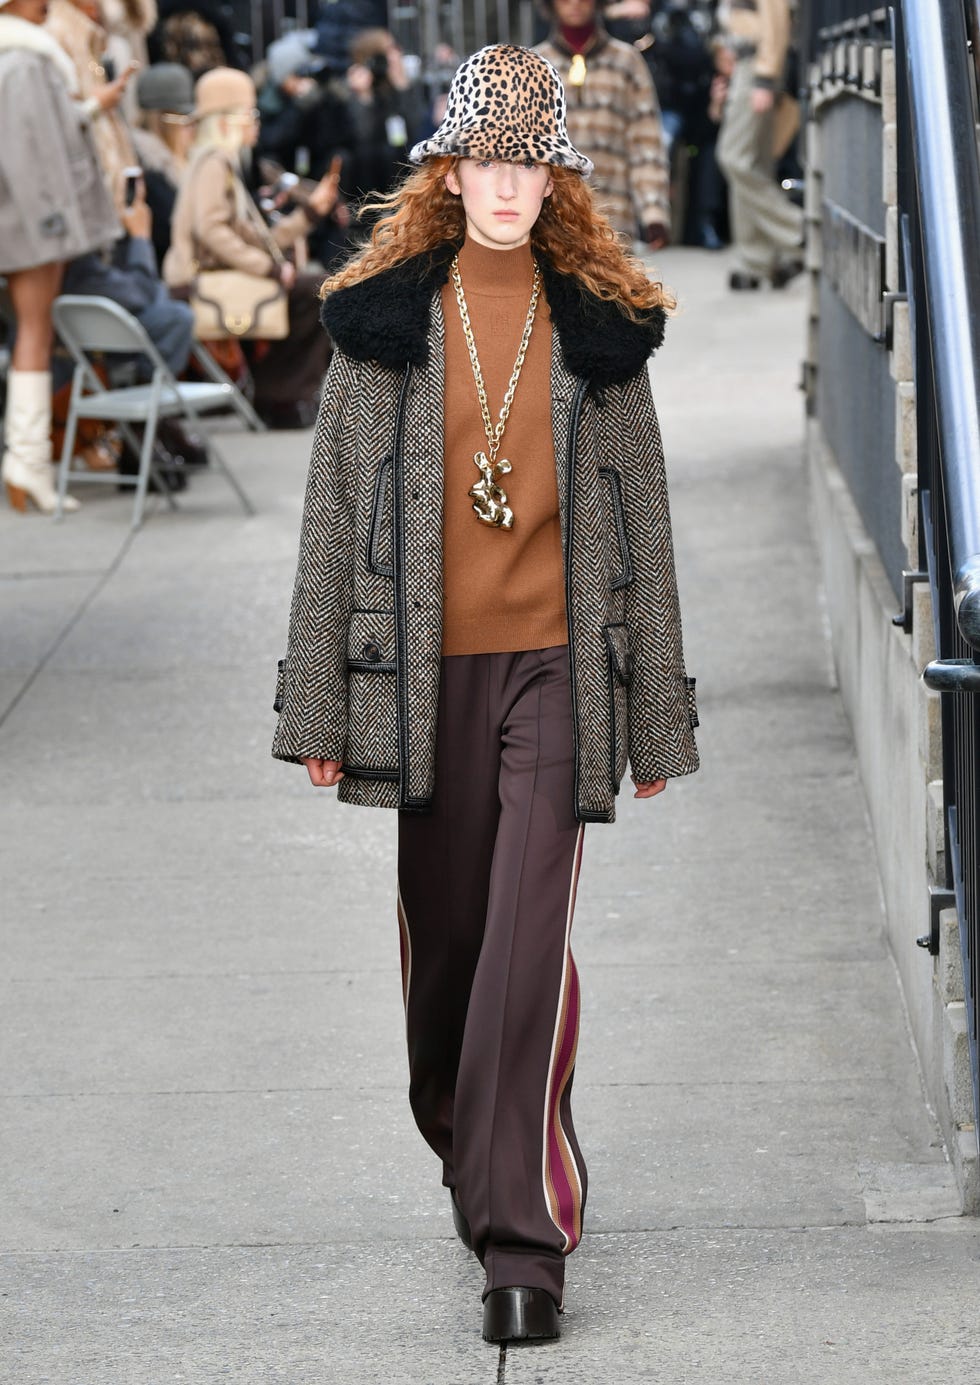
[320,241,665,390]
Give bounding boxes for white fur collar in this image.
[0,15,79,94]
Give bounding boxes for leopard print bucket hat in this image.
[408,44,594,176]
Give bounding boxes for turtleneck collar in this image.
[551,20,607,58]
[559,21,596,53]
[455,236,535,298]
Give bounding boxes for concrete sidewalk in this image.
[2,248,977,1385]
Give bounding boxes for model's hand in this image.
[302,757,344,787]
[633,778,667,799]
[751,86,775,115]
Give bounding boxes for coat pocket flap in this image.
[603,623,633,685]
[347,610,396,670]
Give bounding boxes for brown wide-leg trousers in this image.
[397,646,587,1307]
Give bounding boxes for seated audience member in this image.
[60,177,202,488]
[132,62,195,263]
[63,178,194,376]
[163,67,340,428]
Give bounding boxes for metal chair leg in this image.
[209,440,256,516]
[55,380,81,521]
[191,343,266,431]
[180,395,255,517]
[132,406,160,529]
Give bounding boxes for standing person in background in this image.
[101,0,156,117]
[534,0,670,247]
[45,0,141,216]
[272,42,699,1347]
[0,0,119,514]
[715,0,803,290]
[341,27,426,203]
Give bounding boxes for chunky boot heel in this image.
[482,1287,560,1344]
[1,370,80,515]
[4,481,28,513]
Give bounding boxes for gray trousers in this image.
[717,57,804,277]
[397,646,587,1307]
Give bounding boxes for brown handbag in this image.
[190,270,289,340]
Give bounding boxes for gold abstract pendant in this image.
[568,53,587,86]
[469,451,514,529]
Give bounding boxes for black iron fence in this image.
[893,0,980,1155]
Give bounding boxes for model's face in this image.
[445,158,553,250]
[4,0,50,24]
[551,0,597,27]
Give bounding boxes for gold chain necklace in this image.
[451,252,542,530]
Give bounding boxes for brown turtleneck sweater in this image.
[440,237,568,656]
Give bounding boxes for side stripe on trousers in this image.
[541,822,586,1253]
[396,881,412,1013]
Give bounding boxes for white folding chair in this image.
[52,295,259,528]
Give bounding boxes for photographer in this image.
[256,27,352,179]
[341,27,425,202]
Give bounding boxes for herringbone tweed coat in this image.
[272,243,699,822]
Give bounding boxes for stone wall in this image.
[804,39,978,1209]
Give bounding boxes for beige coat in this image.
[163,146,310,287]
[45,0,135,214]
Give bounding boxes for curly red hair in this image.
[321,158,675,319]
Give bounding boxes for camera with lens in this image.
[366,51,390,85]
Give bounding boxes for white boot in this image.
[1,369,80,514]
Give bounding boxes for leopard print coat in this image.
[272,244,699,822]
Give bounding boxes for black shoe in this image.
[729,270,762,291]
[772,257,805,289]
[117,440,189,493]
[450,1188,472,1251]
[482,1287,560,1344]
[158,419,209,468]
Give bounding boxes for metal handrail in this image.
[904,2,980,652]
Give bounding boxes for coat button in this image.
[362,640,382,662]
